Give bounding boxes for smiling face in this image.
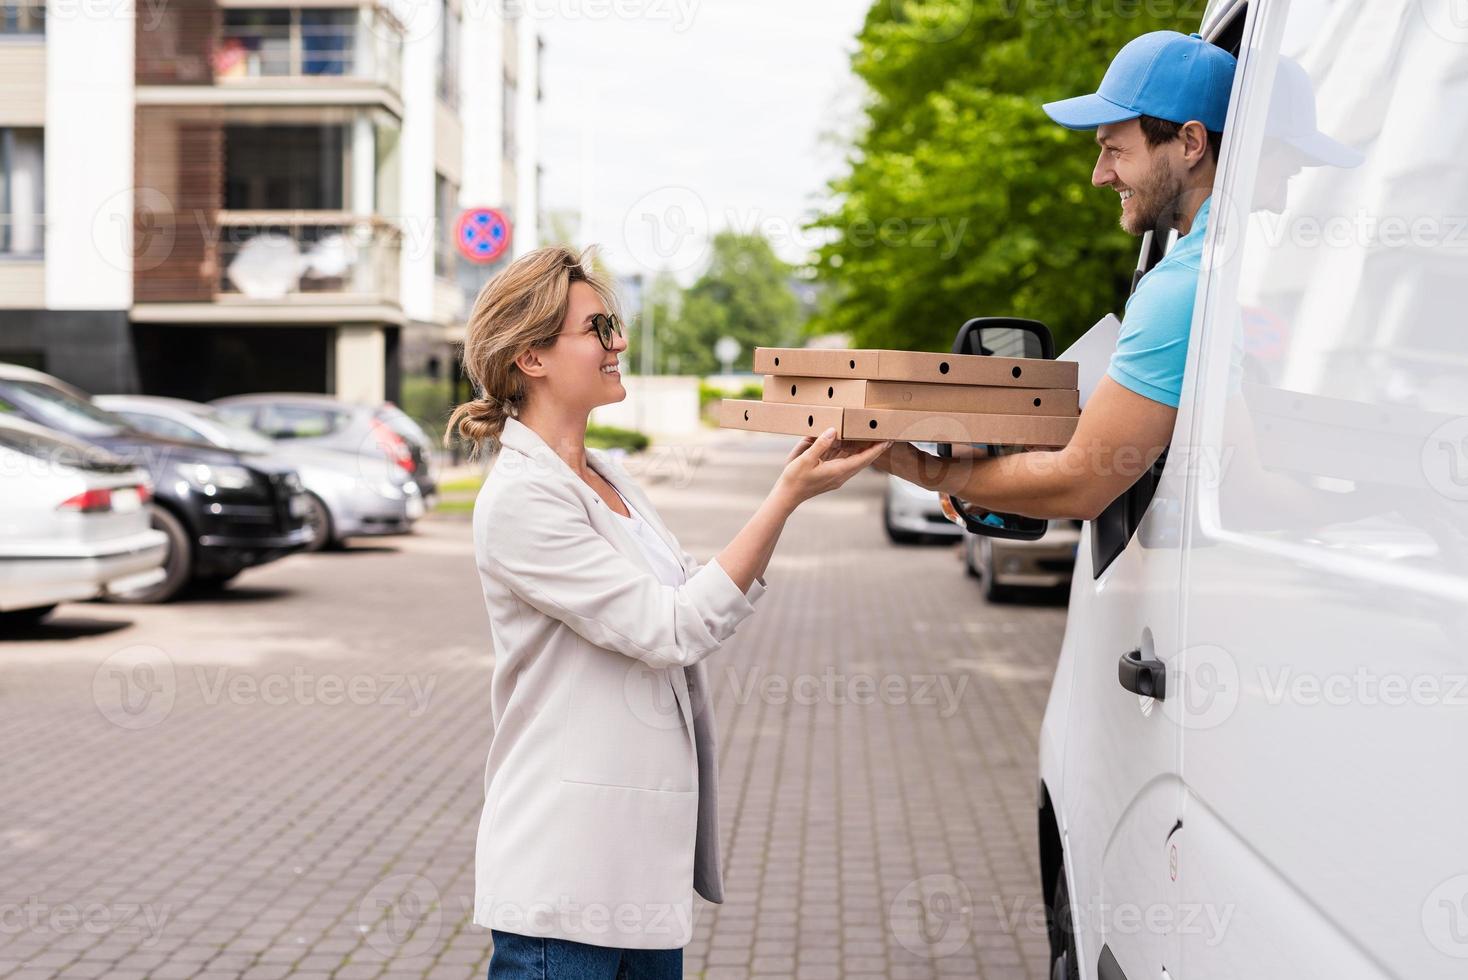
[519,280,627,415]
[1093,119,1188,236]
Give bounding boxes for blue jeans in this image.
[488,930,683,980]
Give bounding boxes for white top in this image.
[606,485,687,587]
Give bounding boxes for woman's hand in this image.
[774,428,891,510]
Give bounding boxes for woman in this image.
[445,246,888,979]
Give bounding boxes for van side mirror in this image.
[937,317,1054,542]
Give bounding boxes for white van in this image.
[977,1,1468,977]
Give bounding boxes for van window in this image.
[1092,10,1246,577]
[1196,0,1467,580]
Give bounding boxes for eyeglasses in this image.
[588,313,623,351]
[540,313,624,351]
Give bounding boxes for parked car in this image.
[96,395,425,551]
[883,443,965,544]
[961,518,1080,602]
[0,417,169,625]
[211,393,439,505]
[0,364,313,601]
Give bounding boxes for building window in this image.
[224,124,347,211]
[502,72,518,162]
[436,11,461,109]
[0,128,43,256]
[435,173,459,279]
[0,0,44,35]
[217,8,356,79]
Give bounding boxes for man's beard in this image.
[1121,155,1187,236]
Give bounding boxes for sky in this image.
[536,0,875,282]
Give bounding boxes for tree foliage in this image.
[809,0,1200,353]
[632,232,804,375]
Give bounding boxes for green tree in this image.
[810,0,1199,353]
[658,232,804,375]
[624,270,683,375]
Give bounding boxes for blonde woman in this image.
[446,246,888,979]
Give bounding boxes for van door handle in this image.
[1118,650,1166,700]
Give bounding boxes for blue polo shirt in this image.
[1107,197,1211,408]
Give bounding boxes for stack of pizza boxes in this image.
[718,347,1081,447]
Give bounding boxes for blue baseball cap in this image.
[1044,31,1236,133]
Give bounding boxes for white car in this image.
[882,442,965,544]
[0,418,168,625]
[1030,2,1468,978]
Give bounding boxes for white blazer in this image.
[470,417,767,950]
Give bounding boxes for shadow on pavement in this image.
[0,615,136,641]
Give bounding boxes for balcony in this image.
[218,210,399,301]
[217,6,402,88]
[136,3,405,118]
[132,212,404,326]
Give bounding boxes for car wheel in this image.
[980,538,1018,603]
[883,491,923,545]
[299,493,335,553]
[1047,862,1080,980]
[0,604,57,627]
[106,504,192,604]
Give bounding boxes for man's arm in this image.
[875,376,1178,521]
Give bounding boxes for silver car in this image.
[882,442,965,544]
[962,519,1081,603]
[211,393,439,508]
[0,417,168,625]
[95,395,425,551]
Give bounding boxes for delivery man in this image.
[873,31,1236,520]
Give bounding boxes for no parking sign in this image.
[455,208,512,264]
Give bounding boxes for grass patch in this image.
[437,477,485,495]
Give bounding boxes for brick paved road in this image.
[0,431,1066,980]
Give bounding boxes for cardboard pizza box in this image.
[753,347,1078,390]
[762,375,1080,417]
[718,399,1077,448]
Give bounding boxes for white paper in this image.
[1059,313,1122,409]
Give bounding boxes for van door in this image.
[1055,11,1258,976]
[1176,0,1468,974]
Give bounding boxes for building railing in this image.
[0,1,44,35]
[214,6,403,93]
[215,211,400,306]
[0,214,43,256]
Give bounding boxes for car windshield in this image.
[199,409,276,453]
[0,379,129,438]
[0,426,130,471]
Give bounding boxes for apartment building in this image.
[0,0,540,407]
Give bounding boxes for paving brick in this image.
[1,434,1062,979]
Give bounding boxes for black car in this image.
[0,364,314,601]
